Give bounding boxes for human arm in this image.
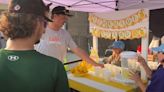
[71,47,104,68]
[65,30,103,67]
[138,55,152,79]
[129,71,147,92]
[102,56,112,64]
[107,55,113,64]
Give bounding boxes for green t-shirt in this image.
[0,49,70,92]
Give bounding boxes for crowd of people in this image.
[0,0,163,92]
[34,6,103,67]
[0,0,70,92]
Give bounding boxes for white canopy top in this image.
[0,0,8,4]
[1,0,164,12]
[44,0,164,12]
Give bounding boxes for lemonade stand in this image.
[68,9,150,92]
[89,8,149,80]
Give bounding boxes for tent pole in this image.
[93,36,98,52]
[140,9,149,82]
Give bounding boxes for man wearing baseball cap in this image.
[0,0,70,92]
[35,6,104,68]
[130,44,164,92]
[51,6,73,17]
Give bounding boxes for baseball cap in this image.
[8,0,52,22]
[51,6,73,17]
[152,44,164,53]
[111,41,125,50]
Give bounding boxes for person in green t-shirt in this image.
[0,0,70,92]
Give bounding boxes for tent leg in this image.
[93,36,98,52]
[140,10,149,82]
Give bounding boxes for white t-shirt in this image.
[35,27,77,62]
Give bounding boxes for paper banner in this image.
[90,28,146,40]
[89,9,147,29]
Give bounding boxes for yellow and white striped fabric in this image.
[68,73,138,92]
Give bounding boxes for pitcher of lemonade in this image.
[121,67,130,79]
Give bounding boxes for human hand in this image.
[129,71,147,92]
[95,63,104,68]
[137,55,147,66]
[129,70,141,83]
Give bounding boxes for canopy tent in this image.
[36,0,160,81]
[1,0,164,12]
[0,0,163,81]
[44,0,164,12]
[0,0,163,37]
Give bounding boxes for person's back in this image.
[0,49,69,92]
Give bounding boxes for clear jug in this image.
[120,51,137,68]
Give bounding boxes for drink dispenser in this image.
[120,51,137,68]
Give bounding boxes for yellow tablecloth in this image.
[69,73,138,92]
